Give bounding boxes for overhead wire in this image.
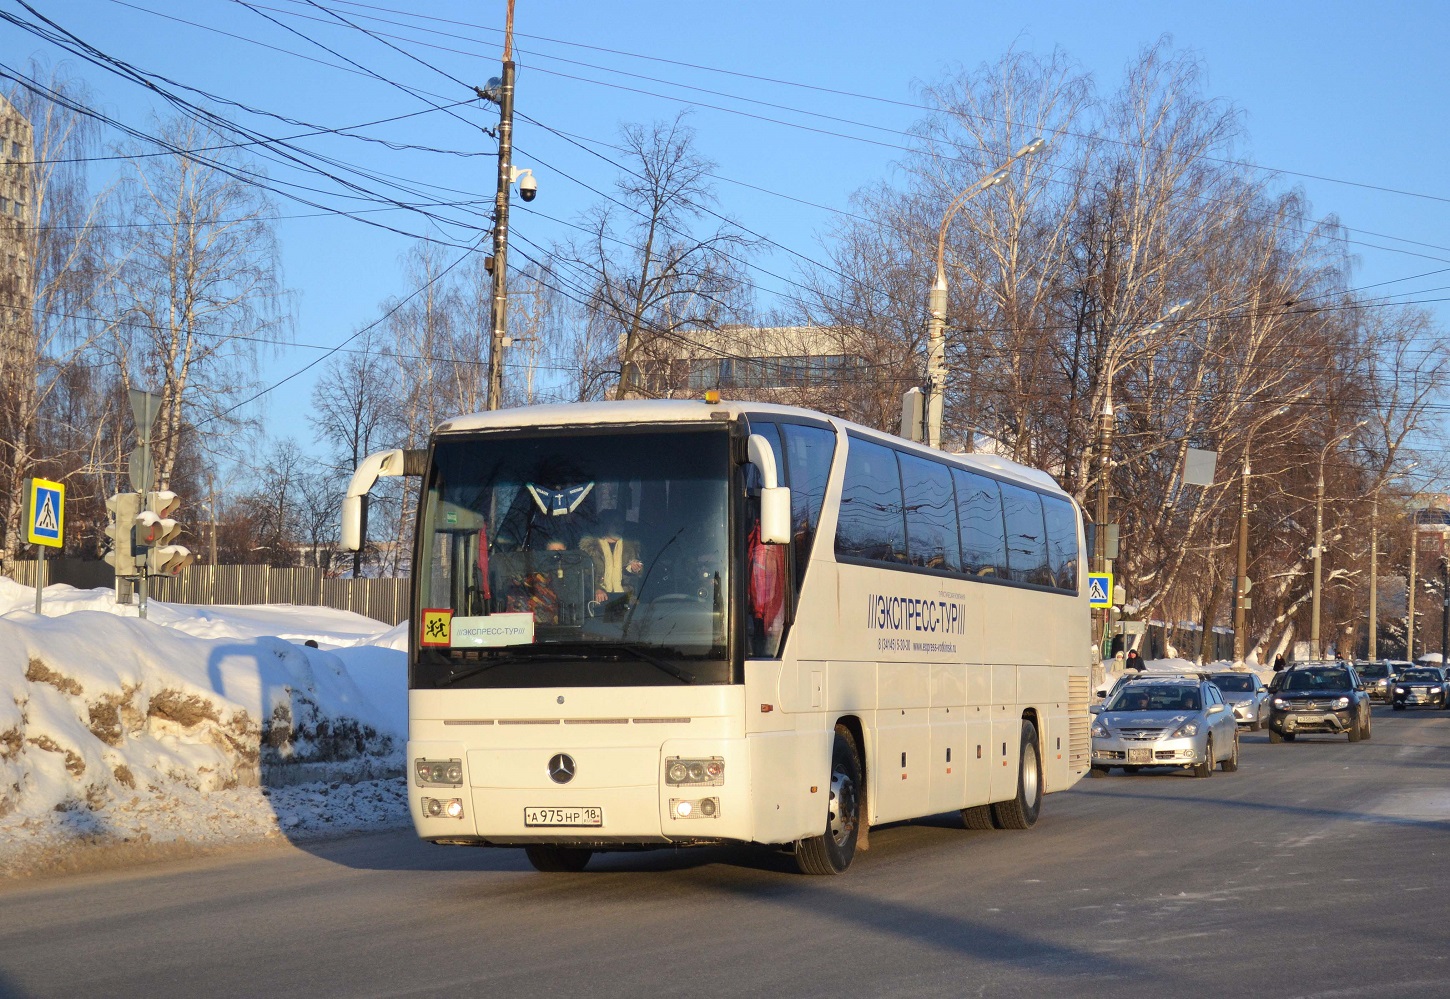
[299,0,1450,209]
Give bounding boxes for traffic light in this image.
[150,544,195,576]
[103,492,141,576]
[141,490,190,577]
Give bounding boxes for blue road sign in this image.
[26,477,65,548]
[1088,571,1114,608]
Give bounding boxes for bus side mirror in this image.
[748,433,792,545]
[341,448,425,551]
[341,494,368,553]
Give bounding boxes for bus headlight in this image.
[671,797,720,819]
[665,756,725,786]
[416,758,464,787]
[422,796,464,819]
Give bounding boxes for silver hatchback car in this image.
[1089,676,1240,777]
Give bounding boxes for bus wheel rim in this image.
[1022,744,1039,803]
[829,766,857,845]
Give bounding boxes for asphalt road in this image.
[3,705,1449,999]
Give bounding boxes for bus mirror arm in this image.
[747,434,792,545]
[340,448,427,551]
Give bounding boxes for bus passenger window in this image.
[954,469,1008,578]
[782,423,835,587]
[900,453,961,572]
[1001,483,1052,586]
[1042,496,1080,592]
[835,437,908,564]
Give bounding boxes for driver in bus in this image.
[581,512,644,608]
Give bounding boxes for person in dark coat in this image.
[1273,654,1286,672]
[1125,649,1146,671]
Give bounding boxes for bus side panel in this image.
[873,660,930,823]
[747,729,832,844]
[1019,664,1070,793]
[964,705,993,807]
[928,663,967,812]
[989,699,1023,802]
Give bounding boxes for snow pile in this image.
[0,580,411,875]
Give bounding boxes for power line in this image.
[292,0,1450,208]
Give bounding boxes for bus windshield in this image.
[414,426,733,686]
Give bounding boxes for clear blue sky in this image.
[5,0,1448,467]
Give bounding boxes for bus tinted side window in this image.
[900,452,961,572]
[954,468,1008,578]
[781,423,836,585]
[1001,482,1052,586]
[1042,496,1079,592]
[836,436,907,563]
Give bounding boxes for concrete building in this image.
[0,93,32,341]
[631,325,863,404]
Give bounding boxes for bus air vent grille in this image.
[1068,674,1091,774]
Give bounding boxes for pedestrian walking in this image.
[1125,649,1146,671]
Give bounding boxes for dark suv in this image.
[1266,663,1372,743]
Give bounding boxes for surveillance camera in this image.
[517,172,537,202]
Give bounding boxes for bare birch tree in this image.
[105,116,289,491]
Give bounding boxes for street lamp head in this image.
[1014,137,1049,158]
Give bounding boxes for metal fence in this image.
[6,559,411,625]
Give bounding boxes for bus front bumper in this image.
[409,737,760,846]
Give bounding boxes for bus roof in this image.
[434,399,1065,495]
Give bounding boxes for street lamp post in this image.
[1367,462,1416,661]
[1088,300,1192,658]
[1309,421,1366,659]
[1369,490,1379,661]
[922,137,1046,449]
[1233,406,1291,667]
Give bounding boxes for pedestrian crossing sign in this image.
[25,477,65,548]
[1088,571,1113,608]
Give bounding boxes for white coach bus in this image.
[342,398,1091,874]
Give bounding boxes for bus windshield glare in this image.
[414,426,732,686]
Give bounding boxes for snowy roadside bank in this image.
[0,579,411,878]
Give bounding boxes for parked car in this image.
[1266,663,1372,742]
[1209,671,1271,730]
[1098,666,1213,701]
[1089,676,1239,777]
[1390,666,1450,710]
[1354,660,1397,703]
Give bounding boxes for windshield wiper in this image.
[608,643,697,684]
[438,650,591,686]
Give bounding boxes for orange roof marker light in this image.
[703,390,721,404]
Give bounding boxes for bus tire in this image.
[796,725,862,875]
[990,720,1042,830]
[523,845,593,873]
[962,804,996,829]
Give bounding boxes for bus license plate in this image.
[525,807,603,827]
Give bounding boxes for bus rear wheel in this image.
[796,725,862,875]
[990,720,1043,830]
[524,845,593,872]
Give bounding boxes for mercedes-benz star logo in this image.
[548,753,576,784]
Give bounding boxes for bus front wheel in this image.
[524,845,593,873]
[990,720,1043,830]
[796,725,862,875]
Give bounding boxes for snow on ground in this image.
[0,579,410,877]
